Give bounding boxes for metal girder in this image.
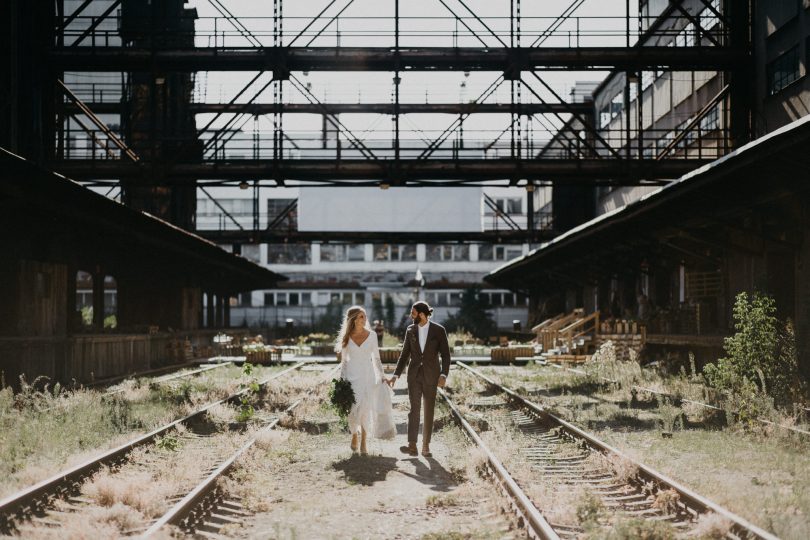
[51,158,708,182]
[49,46,742,72]
[197,229,554,244]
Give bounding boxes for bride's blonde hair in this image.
[335,305,369,352]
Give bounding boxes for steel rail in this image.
[0,362,306,532]
[142,400,299,537]
[438,387,560,540]
[458,361,781,540]
[142,364,340,537]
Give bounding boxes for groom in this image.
[388,301,451,458]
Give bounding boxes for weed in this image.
[575,491,604,528]
[155,435,180,452]
[426,494,459,507]
[652,488,680,515]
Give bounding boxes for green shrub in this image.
[703,292,806,409]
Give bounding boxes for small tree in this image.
[703,291,806,408]
[384,295,396,331]
[372,295,384,325]
[442,287,497,339]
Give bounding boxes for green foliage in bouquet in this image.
[329,378,356,419]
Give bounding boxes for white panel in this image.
[298,187,482,231]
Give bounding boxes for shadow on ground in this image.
[397,457,458,493]
[331,454,398,486]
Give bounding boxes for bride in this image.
[336,306,396,454]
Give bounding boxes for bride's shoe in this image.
[350,433,358,452]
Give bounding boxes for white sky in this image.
[188,0,639,148]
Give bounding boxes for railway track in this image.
[142,364,339,538]
[442,361,778,540]
[0,361,307,534]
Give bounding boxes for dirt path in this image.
[222,384,517,540]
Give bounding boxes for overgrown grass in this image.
[473,363,810,540]
[0,364,283,498]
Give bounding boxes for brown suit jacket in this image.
[394,321,451,384]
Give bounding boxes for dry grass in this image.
[585,451,639,484]
[0,365,285,498]
[84,468,169,518]
[690,512,732,539]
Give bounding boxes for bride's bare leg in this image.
[360,427,368,454]
[351,430,358,452]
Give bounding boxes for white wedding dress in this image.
[340,333,396,440]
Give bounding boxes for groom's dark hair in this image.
[412,301,434,318]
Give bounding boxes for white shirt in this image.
[418,321,429,352]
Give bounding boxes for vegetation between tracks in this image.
[0,364,283,498]
[472,360,810,539]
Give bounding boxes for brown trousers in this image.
[407,367,438,446]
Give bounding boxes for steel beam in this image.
[197,229,555,244]
[51,158,709,182]
[49,46,741,72]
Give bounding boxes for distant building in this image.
[197,186,534,332]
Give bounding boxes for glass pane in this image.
[348,244,365,261]
[373,244,390,261]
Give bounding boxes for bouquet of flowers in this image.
[329,378,356,419]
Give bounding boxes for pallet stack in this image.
[490,346,534,364]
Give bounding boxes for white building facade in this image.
[197,186,533,333]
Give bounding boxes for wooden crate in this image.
[490,346,534,364]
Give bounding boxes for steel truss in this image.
[48,0,747,241]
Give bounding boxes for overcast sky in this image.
[187,0,639,152]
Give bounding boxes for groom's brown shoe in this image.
[400,443,418,456]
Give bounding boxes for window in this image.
[301,292,312,306]
[267,198,297,229]
[448,292,462,306]
[425,244,469,261]
[373,244,417,261]
[266,244,311,264]
[478,244,522,261]
[276,293,288,306]
[264,293,275,306]
[289,292,299,306]
[320,244,365,262]
[505,246,523,260]
[767,46,800,95]
[347,244,366,262]
[699,105,720,133]
[241,244,261,263]
[494,197,522,214]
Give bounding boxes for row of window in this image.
[599,0,722,129]
[767,44,802,96]
[246,290,529,308]
[263,243,525,264]
[642,104,722,157]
